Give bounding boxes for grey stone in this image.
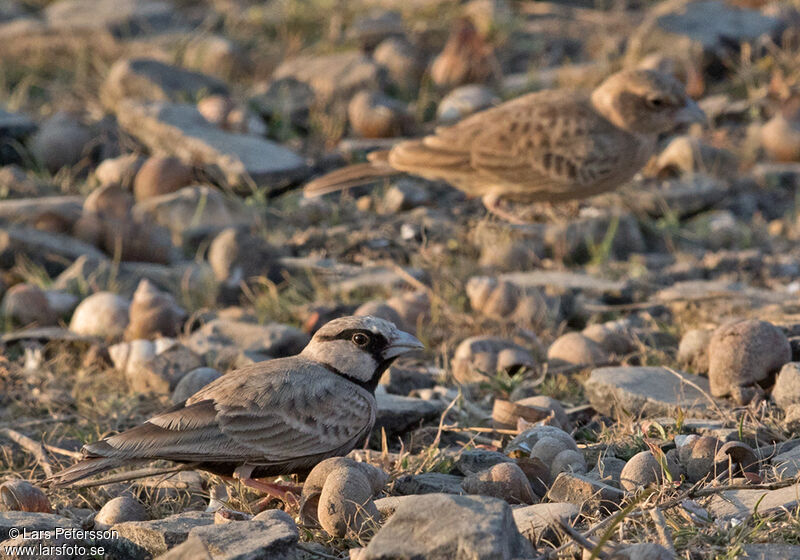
[546,472,624,511]
[584,366,715,417]
[29,113,91,173]
[360,494,533,560]
[126,344,204,395]
[707,484,800,521]
[451,336,536,385]
[102,58,228,112]
[111,511,214,559]
[117,102,307,190]
[208,228,285,288]
[171,367,222,404]
[272,51,384,105]
[512,502,579,542]
[132,186,251,241]
[547,332,609,368]
[160,509,298,560]
[249,78,314,128]
[678,328,712,373]
[587,456,626,488]
[95,497,148,529]
[379,364,436,396]
[623,175,729,218]
[437,85,498,123]
[0,225,107,273]
[628,0,784,64]
[186,319,309,360]
[44,0,180,38]
[0,512,78,540]
[0,107,35,144]
[708,319,791,401]
[374,393,446,433]
[543,212,645,261]
[773,445,800,479]
[612,543,672,560]
[0,193,83,224]
[500,270,626,295]
[773,362,800,409]
[393,473,465,495]
[454,450,514,476]
[742,544,800,559]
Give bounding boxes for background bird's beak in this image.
[383,330,424,359]
[675,99,706,124]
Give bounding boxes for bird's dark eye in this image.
[647,97,665,109]
[352,333,370,346]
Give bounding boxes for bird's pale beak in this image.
[382,330,424,359]
[675,98,706,125]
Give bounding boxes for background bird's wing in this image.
[86,360,375,465]
[469,98,639,199]
[389,91,639,200]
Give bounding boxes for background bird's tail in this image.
[44,456,123,488]
[303,152,401,197]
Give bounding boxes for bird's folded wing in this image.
[470,108,636,197]
[87,368,374,464]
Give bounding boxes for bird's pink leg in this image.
[232,466,301,508]
[481,193,532,225]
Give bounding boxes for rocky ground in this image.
[1,0,800,558]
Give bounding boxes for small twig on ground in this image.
[558,519,608,559]
[0,428,55,477]
[42,443,82,460]
[440,425,519,436]
[0,416,77,430]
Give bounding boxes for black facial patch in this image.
[316,328,391,361]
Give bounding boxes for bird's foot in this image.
[481,194,544,225]
[241,478,301,509]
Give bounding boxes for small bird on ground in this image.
[47,316,423,496]
[303,69,706,222]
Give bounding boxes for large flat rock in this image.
[102,58,229,112]
[116,101,307,191]
[43,0,182,38]
[743,544,800,559]
[111,511,214,559]
[360,494,533,560]
[375,393,446,434]
[159,510,298,560]
[512,502,580,542]
[584,366,715,417]
[707,483,800,521]
[272,51,384,105]
[0,512,78,541]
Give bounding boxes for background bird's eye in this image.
[646,97,665,109]
[352,333,370,346]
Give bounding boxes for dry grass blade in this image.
[663,367,732,422]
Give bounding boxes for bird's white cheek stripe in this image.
[302,340,379,383]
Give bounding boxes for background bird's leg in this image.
[481,193,532,224]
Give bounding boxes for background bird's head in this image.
[301,316,423,389]
[591,69,706,134]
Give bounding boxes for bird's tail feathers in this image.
[44,456,123,488]
[303,158,400,198]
